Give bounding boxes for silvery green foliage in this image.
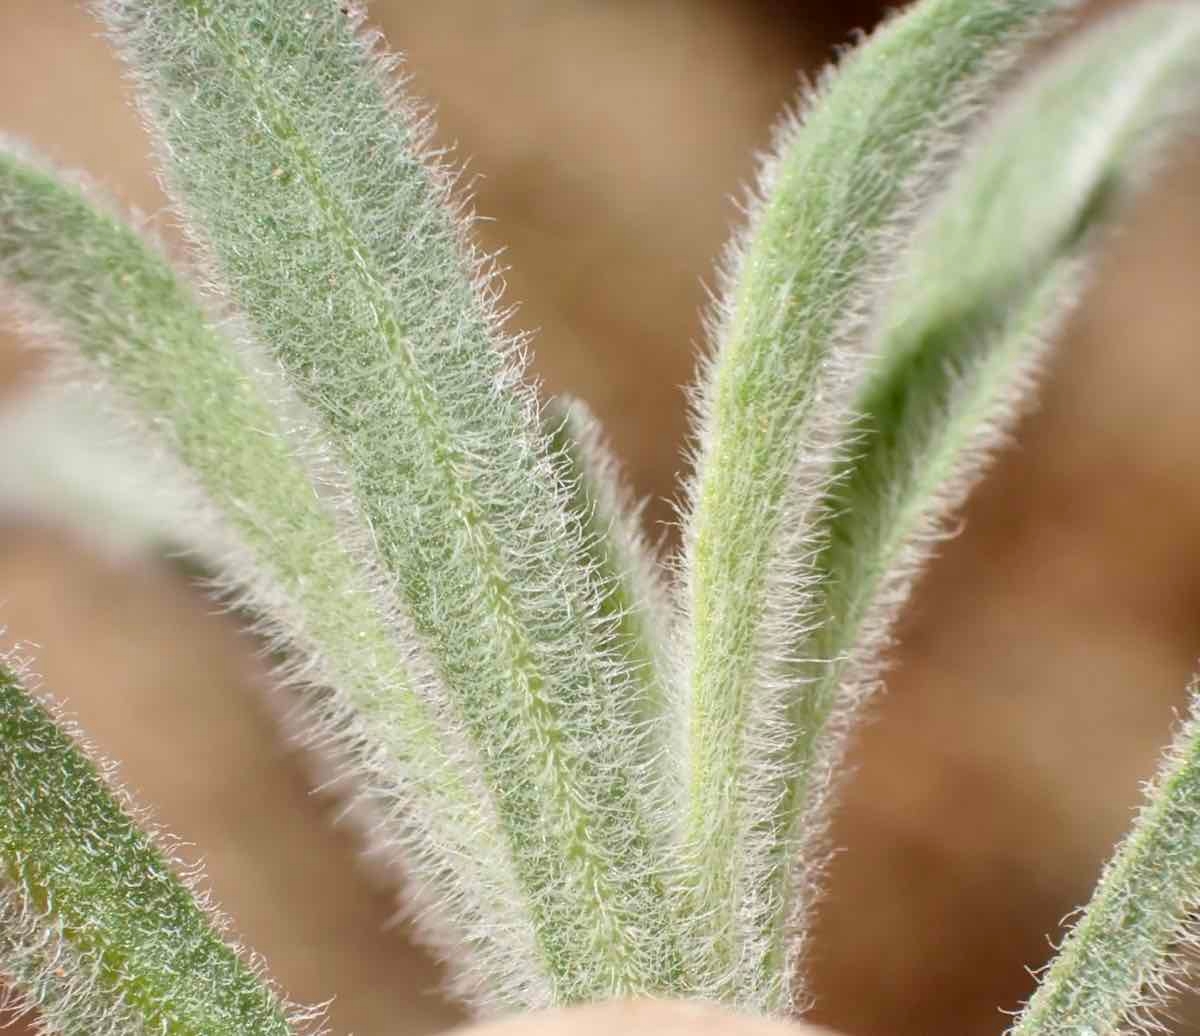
[0,144,547,1010]
[675,0,1077,1009]
[867,6,1200,1032]
[0,883,150,1036]
[544,398,676,750]
[96,0,677,1009]
[779,0,1200,1016]
[2,0,1200,1030]
[0,656,310,1035]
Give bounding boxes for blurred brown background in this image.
[1,1,1199,1035]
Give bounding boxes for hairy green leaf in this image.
[793,9,1200,1018]
[676,0,1078,1009]
[790,5,1200,1032]
[545,398,676,743]
[0,657,302,1035]
[0,145,540,1012]
[98,0,675,1005]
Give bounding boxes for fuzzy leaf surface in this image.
[677,0,1077,1009]
[545,398,676,742]
[799,9,1200,989]
[99,0,675,1004]
[0,146,538,1011]
[0,659,299,1035]
[803,6,1200,1030]
[1,879,154,1036]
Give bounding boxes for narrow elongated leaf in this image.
[782,6,1200,1027]
[0,657,303,1035]
[0,147,541,1011]
[676,0,1078,1009]
[789,0,1200,1016]
[545,398,676,743]
[1011,682,1200,1036]
[98,0,675,1004]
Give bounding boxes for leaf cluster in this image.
[1,1,1199,1034]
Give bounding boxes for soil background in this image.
[2,2,1200,1035]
